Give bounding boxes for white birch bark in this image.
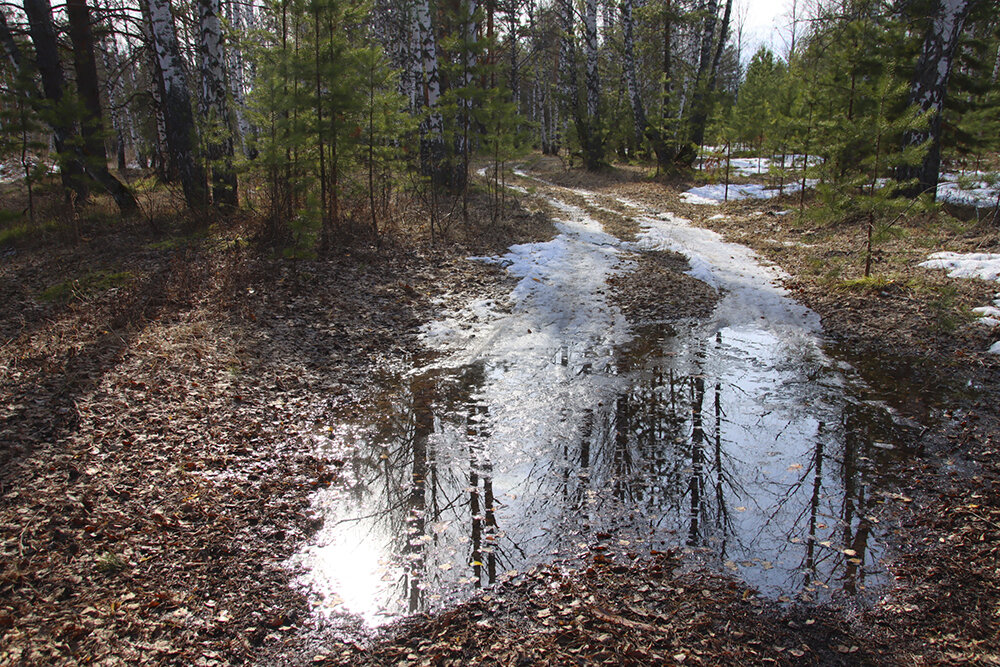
[622,0,647,145]
[198,0,228,127]
[99,38,128,167]
[224,0,252,156]
[910,0,972,123]
[199,0,237,207]
[146,0,208,208]
[413,0,444,174]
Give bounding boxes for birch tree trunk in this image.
[413,0,446,182]
[198,0,238,208]
[138,0,171,177]
[145,0,209,209]
[66,0,139,212]
[99,38,128,172]
[224,0,253,157]
[622,0,647,147]
[899,0,980,198]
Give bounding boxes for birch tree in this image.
[145,0,209,209]
[224,0,254,157]
[412,0,445,181]
[199,0,239,208]
[622,0,647,148]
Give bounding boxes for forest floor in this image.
[1,160,999,666]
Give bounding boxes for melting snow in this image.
[937,173,1000,209]
[919,252,1000,354]
[298,170,900,626]
[680,181,815,205]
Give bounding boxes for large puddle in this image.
[292,179,916,627]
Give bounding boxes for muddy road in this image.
[294,172,917,635]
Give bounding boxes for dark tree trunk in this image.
[66,0,138,213]
[0,12,21,69]
[22,0,89,201]
[898,0,980,198]
[684,0,723,165]
[646,0,675,168]
[580,0,603,170]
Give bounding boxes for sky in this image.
[737,0,797,62]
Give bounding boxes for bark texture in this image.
[685,0,721,163]
[622,0,647,147]
[145,0,209,209]
[22,0,89,201]
[412,0,445,181]
[66,0,139,212]
[900,0,980,198]
[198,0,238,208]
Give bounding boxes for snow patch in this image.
[919,252,1000,353]
[680,181,816,205]
[937,172,1000,209]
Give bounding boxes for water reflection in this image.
[295,186,916,625]
[299,322,913,624]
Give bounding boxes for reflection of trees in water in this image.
[601,329,898,597]
[363,362,507,614]
[326,330,908,616]
[602,356,736,554]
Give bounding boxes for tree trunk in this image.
[556,0,574,156]
[709,0,733,90]
[145,0,209,209]
[899,0,980,198]
[645,0,674,168]
[581,0,602,170]
[622,0,646,147]
[198,0,238,208]
[684,0,721,165]
[66,0,138,213]
[224,0,254,157]
[0,12,21,69]
[138,0,172,178]
[413,0,446,182]
[22,0,89,202]
[98,32,129,173]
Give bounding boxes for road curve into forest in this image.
[293,171,913,628]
